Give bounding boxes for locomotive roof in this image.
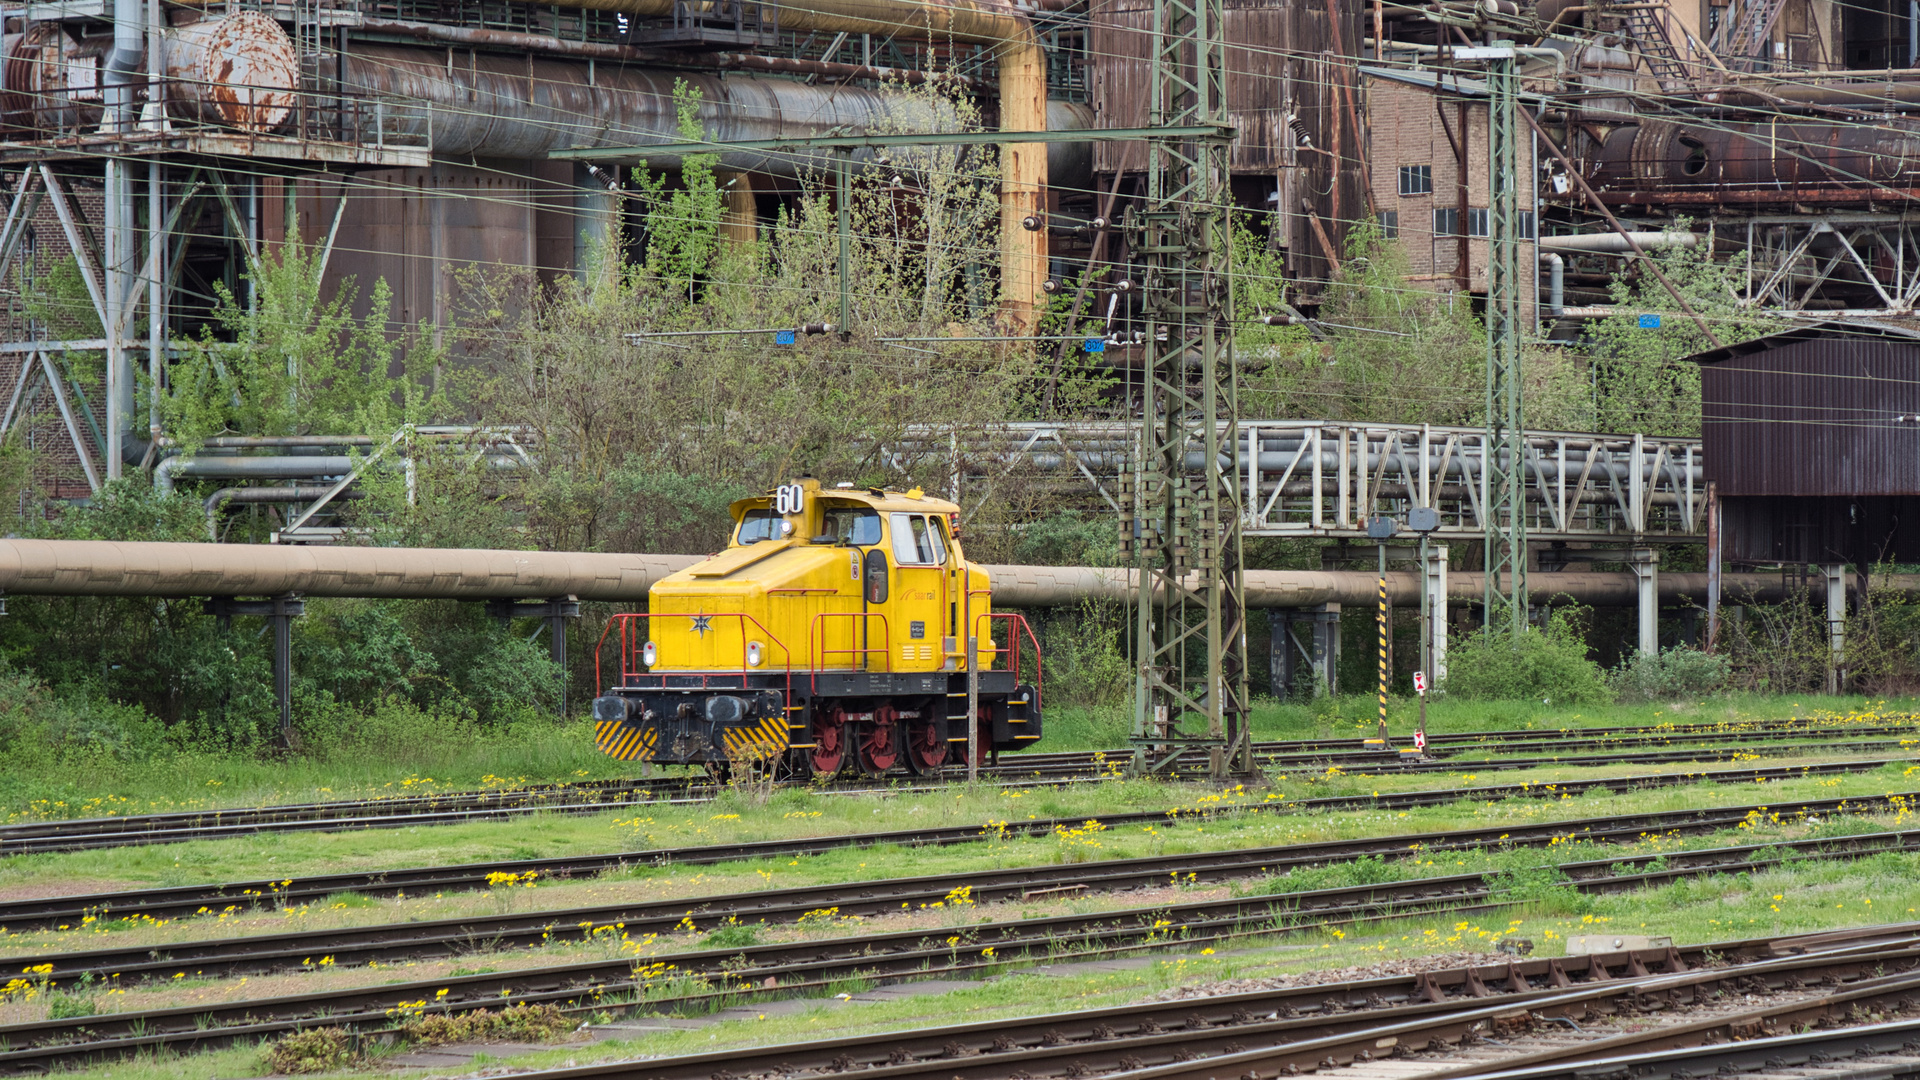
[730,485,960,518]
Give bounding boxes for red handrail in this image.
[594,612,793,691]
[970,610,1044,710]
[809,612,893,672]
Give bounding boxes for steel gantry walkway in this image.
[890,420,1707,543]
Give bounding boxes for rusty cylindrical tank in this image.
[1,21,108,136]
[162,11,299,133]
[1594,119,1920,190]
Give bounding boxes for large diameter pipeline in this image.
[0,540,700,602]
[339,47,1091,185]
[1593,119,1920,190]
[987,565,1920,607]
[538,0,1048,330]
[3,540,1908,608]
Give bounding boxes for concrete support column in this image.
[1825,562,1847,694]
[1424,543,1449,690]
[1629,547,1660,656]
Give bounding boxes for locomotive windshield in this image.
[820,506,881,546]
[737,509,781,544]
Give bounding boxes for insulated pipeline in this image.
[1,540,1910,607]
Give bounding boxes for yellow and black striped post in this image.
[1377,573,1390,743]
[1364,515,1399,750]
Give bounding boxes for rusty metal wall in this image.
[303,160,579,333]
[1722,495,1920,564]
[1702,336,1920,497]
[1087,0,1364,282]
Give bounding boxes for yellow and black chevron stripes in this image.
[595,720,659,762]
[719,716,791,763]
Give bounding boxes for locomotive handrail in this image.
[809,612,893,673]
[594,612,794,691]
[971,610,1043,710]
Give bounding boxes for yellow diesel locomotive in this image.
[591,478,1042,776]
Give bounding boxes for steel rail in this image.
[10,817,1920,1070]
[1417,962,1920,1079]
[2,714,1907,855]
[517,942,1920,1080]
[0,749,1907,861]
[10,768,1917,934]
[1427,1001,1920,1080]
[15,810,1920,987]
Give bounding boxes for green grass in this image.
[0,692,1908,822]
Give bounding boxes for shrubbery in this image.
[1444,610,1612,705]
[1611,646,1729,702]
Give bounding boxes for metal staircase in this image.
[1618,5,1696,89]
[1712,0,1790,70]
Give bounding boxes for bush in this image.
[1611,646,1729,702]
[1444,610,1611,705]
[266,1028,353,1075]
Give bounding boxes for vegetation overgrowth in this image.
[0,86,1892,784]
[13,759,1920,1079]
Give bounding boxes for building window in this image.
[1467,208,1490,237]
[1379,210,1399,239]
[1398,165,1433,196]
[1433,207,1459,236]
[1519,211,1536,239]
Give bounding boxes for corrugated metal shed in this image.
[1695,321,1920,497]
[1691,320,1920,563]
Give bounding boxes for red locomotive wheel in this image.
[811,708,847,777]
[907,722,948,774]
[858,720,901,774]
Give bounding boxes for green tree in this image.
[1586,229,1774,435]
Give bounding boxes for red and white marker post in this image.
[1411,670,1429,752]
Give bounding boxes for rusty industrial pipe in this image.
[538,0,1049,331]
[3,540,1912,609]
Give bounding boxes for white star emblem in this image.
[690,615,711,637]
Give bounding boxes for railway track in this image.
[9,800,1920,1070]
[373,926,1920,1080]
[9,763,1915,932]
[0,714,1909,857]
[17,796,1920,983]
[0,715,1909,857]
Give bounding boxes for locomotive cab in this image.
[591,478,1042,778]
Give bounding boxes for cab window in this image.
[925,516,949,565]
[890,512,941,565]
[820,507,882,546]
[737,509,780,545]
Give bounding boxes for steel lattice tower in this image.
[1480,46,1528,638]
[1124,0,1251,779]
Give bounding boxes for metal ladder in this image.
[1619,5,1696,90]
[1716,0,1790,70]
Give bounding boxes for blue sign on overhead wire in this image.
[774,329,798,345]
[1084,338,1106,353]
[1637,313,1662,329]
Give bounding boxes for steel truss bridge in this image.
[893,421,1706,543]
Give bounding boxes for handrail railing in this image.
[809,612,893,673]
[971,610,1043,710]
[594,612,793,691]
